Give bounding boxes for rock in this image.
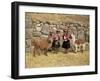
[25,39,32,53]
[60,25,65,29]
[36,23,41,27]
[32,32,41,37]
[40,34,48,38]
[41,24,50,35]
[36,26,42,32]
[84,29,89,42]
[77,29,85,40]
[25,28,33,39]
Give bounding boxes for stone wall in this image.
[25,12,89,52]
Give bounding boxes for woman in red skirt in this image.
[62,29,72,53]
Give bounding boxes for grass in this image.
[25,51,89,68]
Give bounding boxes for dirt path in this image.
[25,51,89,68]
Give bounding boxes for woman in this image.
[70,31,76,52]
[52,30,61,53]
[62,29,72,53]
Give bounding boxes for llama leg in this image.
[44,49,48,56]
[75,45,76,53]
[33,47,36,57]
[81,44,85,53]
[80,44,83,53]
[83,44,85,51]
[75,44,77,53]
[38,49,41,56]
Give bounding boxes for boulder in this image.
[77,29,85,40]
[32,32,41,37]
[36,26,42,32]
[41,24,50,35]
[25,28,33,39]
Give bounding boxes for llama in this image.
[70,33,86,53]
[31,37,50,56]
